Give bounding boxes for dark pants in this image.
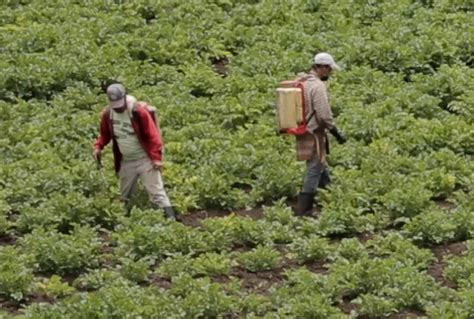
[301,157,331,193]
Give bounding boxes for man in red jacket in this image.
[93,83,176,220]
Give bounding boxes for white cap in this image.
[313,52,341,70]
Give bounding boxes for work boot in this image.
[295,192,315,216]
[163,206,177,220]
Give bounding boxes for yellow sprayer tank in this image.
[276,80,304,131]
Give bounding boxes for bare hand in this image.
[93,149,101,161]
[152,161,163,171]
[93,149,102,169]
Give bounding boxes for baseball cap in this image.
[313,53,341,71]
[106,83,126,109]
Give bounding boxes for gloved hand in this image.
[329,127,347,144]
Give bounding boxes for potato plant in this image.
[0,0,472,317]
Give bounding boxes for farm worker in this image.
[295,53,347,216]
[93,83,176,220]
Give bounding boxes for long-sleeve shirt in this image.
[296,71,335,133]
[295,71,336,162]
[94,100,163,173]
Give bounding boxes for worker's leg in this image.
[138,158,175,219]
[119,160,139,213]
[296,157,323,216]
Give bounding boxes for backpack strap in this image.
[295,80,316,125]
[295,81,306,122]
[130,101,152,113]
[283,80,316,135]
[306,110,316,123]
[131,101,140,113]
[130,102,159,128]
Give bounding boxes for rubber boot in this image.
[295,192,315,216]
[163,206,177,220]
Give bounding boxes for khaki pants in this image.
[119,157,171,208]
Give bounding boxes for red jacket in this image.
[94,106,163,173]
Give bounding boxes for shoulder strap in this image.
[128,101,149,119]
[295,80,309,125]
[130,102,158,128]
[296,79,317,125]
[131,101,139,113]
[307,110,316,122]
[129,102,146,119]
[130,101,148,114]
[106,108,112,120]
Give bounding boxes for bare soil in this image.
[212,57,229,76]
[427,241,467,289]
[179,207,264,227]
[355,309,425,319]
[2,205,470,318]
[229,266,285,295]
[0,234,16,246]
[436,199,457,210]
[387,310,426,318]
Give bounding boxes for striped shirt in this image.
[294,71,336,162]
[296,71,335,133]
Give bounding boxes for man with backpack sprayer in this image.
[93,83,177,220]
[294,53,347,216]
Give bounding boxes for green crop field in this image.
[0,0,473,318]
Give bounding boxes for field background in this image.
[1,0,473,318]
